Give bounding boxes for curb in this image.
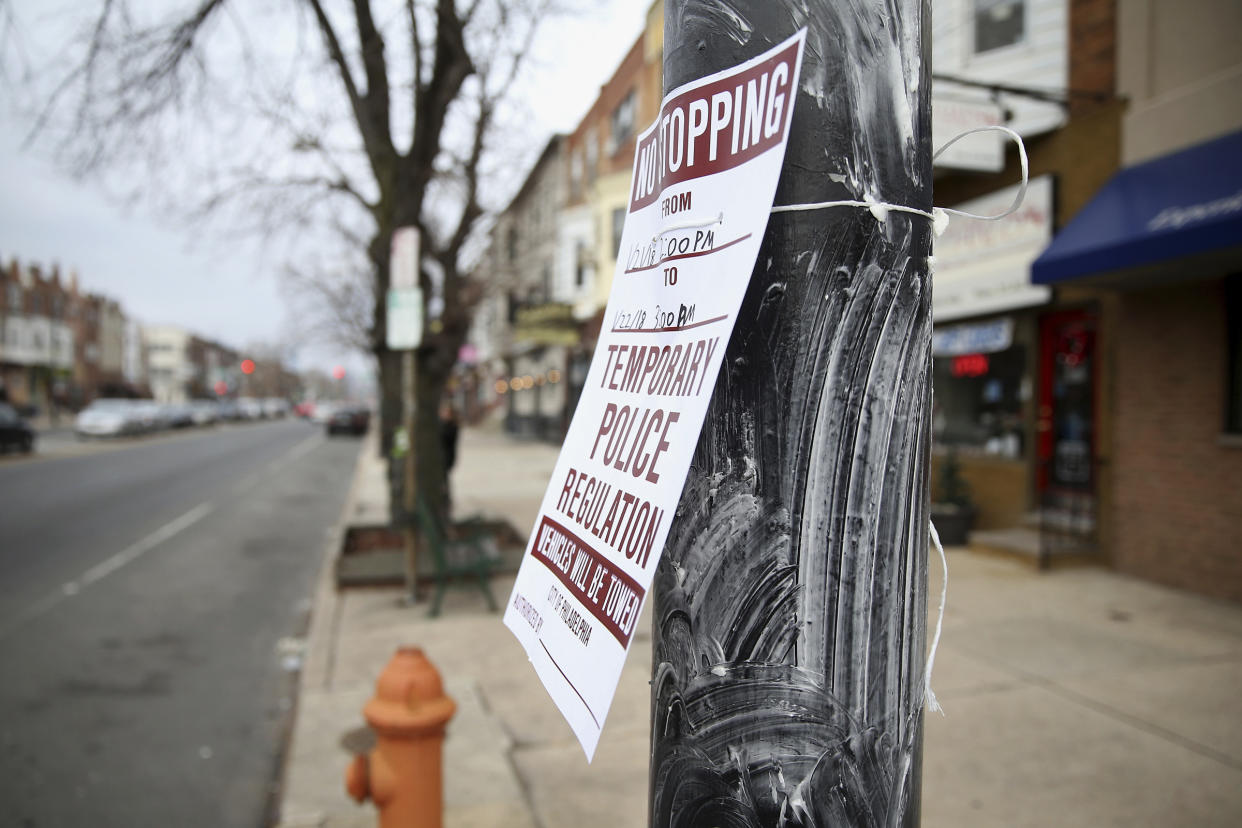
[274,428,381,826]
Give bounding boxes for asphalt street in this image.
[0,420,362,827]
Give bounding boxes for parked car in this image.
[0,402,35,453]
[326,405,370,436]
[237,397,265,420]
[311,401,338,424]
[75,398,143,438]
[130,400,169,433]
[189,400,220,426]
[263,398,290,418]
[162,403,195,429]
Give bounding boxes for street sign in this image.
[391,226,420,290]
[932,95,1005,172]
[386,287,424,351]
[503,30,806,760]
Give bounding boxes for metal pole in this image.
[650,2,932,826]
[403,348,419,603]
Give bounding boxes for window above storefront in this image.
[974,0,1026,54]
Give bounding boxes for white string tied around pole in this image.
[647,126,1027,714]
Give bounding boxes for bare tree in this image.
[8,0,560,515]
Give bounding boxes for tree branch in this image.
[303,0,386,170]
[405,0,473,197]
[350,0,393,160]
[405,0,423,125]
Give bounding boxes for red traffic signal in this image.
[332,365,346,380]
[241,359,256,375]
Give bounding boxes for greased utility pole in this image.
[650,2,933,826]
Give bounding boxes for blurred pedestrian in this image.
[439,402,460,513]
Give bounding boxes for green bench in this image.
[418,498,501,617]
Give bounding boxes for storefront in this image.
[503,302,578,442]
[1032,129,1242,600]
[931,176,1055,532]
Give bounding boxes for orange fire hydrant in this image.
[345,647,457,828]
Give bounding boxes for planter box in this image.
[930,505,975,546]
[334,519,528,589]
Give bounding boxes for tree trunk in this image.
[377,346,402,458]
[650,2,932,826]
[414,346,451,516]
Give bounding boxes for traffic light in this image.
[241,359,255,375]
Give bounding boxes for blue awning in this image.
[1032,129,1242,285]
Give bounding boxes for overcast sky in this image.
[0,0,649,378]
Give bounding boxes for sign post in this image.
[389,227,423,601]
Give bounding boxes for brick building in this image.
[470,0,666,439]
[0,261,76,414]
[1030,0,1242,600]
[927,0,1124,554]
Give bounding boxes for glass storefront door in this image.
[1037,309,1098,560]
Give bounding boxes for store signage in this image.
[932,317,1013,356]
[503,31,806,760]
[515,302,579,346]
[951,353,990,377]
[932,96,1004,172]
[933,174,1053,322]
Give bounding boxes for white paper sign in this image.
[391,226,421,290]
[386,287,424,350]
[503,31,806,760]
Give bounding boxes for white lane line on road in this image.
[231,433,322,497]
[231,470,263,496]
[76,502,216,590]
[0,501,216,641]
[267,434,324,473]
[1,431,323,640]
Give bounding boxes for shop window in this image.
[974,0,1025,54]
[608,90,636,155]
[574,242,588,288]
[611,207,626,258]
[1226,274,1242,434]
[570,150,584,200]
[933,344,1028,458]
[585,128,598,182]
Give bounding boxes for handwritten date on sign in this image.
[613,303,696,331]
[626,228,716,272]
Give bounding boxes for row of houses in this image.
[0,259,297,416]
[463,0,1242,601]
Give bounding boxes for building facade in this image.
[928,0,1127,557]
[0,262,77,415]
[1030,0,1242,599]
[145,326,194,403]
[475,136,574,438]
[471,0,666,440]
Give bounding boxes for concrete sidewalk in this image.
[277,422,1242,827]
